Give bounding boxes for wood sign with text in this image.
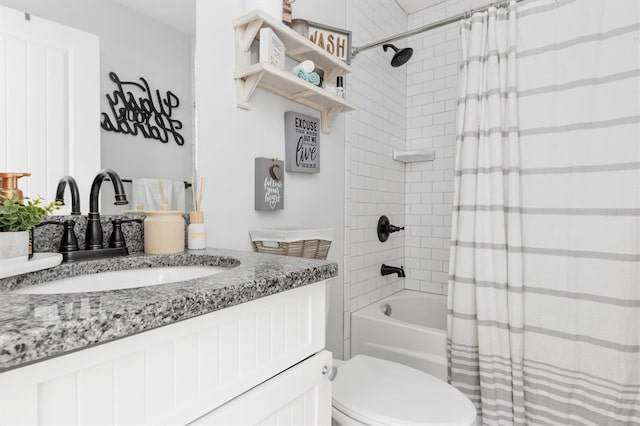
[307,22,351,63]
[284,112,319,173]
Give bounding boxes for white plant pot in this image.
[0,231,29,265]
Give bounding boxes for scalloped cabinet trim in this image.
[234,10,355,133]
[0,281,330,425]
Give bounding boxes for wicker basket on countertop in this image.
[249,229,333,260]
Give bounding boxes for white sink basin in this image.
[12,266,228,294]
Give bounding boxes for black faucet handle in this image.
[36,219,79,252]
[60,220,79,252]
[108,217,142,248]
[387,224,404,233]
[108,218,126,248]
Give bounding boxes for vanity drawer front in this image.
[0,281,326,425]
[190,350,333,425]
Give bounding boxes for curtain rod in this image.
[351,0,522,58]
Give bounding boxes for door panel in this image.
[0,4,99,210]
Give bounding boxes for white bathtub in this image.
[351,290,448,381]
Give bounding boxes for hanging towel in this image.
[131,178,186,211]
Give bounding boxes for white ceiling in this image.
[113,0,195,35]
[395,0,448,15]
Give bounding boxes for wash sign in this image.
[307,22,351,63]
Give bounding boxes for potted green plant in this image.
[0,197,59,264]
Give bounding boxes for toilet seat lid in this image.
[332,355,476,426]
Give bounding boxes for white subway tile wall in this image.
[344,0,488,356]
[404,0,470,297]
[344,0,408,357]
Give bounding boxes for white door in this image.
[0,4,99,211]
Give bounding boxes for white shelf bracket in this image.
[321,106,342,134]
[240,19,263,52]
[237,72,264,110]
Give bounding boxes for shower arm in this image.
[350,0,523,59]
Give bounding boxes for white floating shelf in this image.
[234,10,352,82]
[234,63,355,133]
[393,149,436,163]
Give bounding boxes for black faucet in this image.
[55,176,81,215]
[85,169,128,250]
[381,264,405,278]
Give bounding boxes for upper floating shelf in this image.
[234,10,352,82]
[233,9,356,133]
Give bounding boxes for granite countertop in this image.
[0,249,337,372]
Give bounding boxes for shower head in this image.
[383,43,413,67]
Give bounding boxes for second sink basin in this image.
[13,266,228,294]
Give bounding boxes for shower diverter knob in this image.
[377,215,405,242]
[322,365,338,381]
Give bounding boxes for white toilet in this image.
[331,355,477,426]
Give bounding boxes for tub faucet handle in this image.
[377,215,404,242]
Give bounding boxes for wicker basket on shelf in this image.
[249,229,334,260]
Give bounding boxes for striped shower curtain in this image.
[448,0,640,425]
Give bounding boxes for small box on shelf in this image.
[259,27,285,69]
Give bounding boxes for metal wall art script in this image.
[100,72,184,146]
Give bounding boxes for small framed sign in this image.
[305,21,351,63]
[284,112,320,173]
[255,157,284,211]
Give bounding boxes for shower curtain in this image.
[447,0,640,425]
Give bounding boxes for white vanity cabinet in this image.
[0,281,331,425]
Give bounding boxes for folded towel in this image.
[293,60,315,74]
[131,178,186,211]
[296,69,309,81]
[307,71,320,86]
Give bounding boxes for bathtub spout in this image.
[381,264,405,278]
